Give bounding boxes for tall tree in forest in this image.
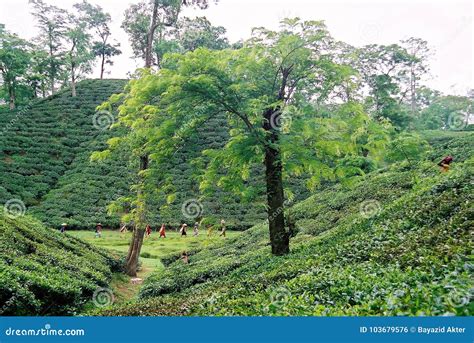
[27,47,49,98]
[419,94,473,130]
[122,0,212,67]
[63,13,94,96]
[400,37,431,116]
[356,44,413,129]
[0,25,31,109]
[174,16,229,52]
[96,19,390,266]
[152,16,229,66]
[29,0,66,95]
[122,2,150,61]
[75,0,121,79]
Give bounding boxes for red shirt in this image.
[440,156,453,165]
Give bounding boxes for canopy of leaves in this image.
[100,19,391,226]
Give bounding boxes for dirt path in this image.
[110,266,156,304]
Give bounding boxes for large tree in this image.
[356,44,413,129]
[152,16,230,66]
[400,38,431,116]
[122,0,212,67]
[63,13,94,97]
[97,19,389,274]
[75,0,121,79]
[111,0,214,276]
[29,0,67,95]
[419,94,473,130]
[0,25,31,109]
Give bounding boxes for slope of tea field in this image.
[101,132,473,316]
[0,212,120,315]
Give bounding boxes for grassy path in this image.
[69,229,240,303]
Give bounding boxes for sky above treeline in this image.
[1,0,472,95]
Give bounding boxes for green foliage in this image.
[356,44,414,129]
[385,132,430,163]
[100,133,473,316]
[0,79,129,228]
[121,0,216,64]
[0,25,32,108]
[101,19,390,237]
[416,95,473,131]
[0,212,120,315]
[75,0,122,78]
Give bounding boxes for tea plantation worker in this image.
[60,222,67,233]
[193,221,199,236]
[95,223,102,238]
[206,224,213,237]
[145,224,152,238]
[181,251,189,264]
[159,223,166,238]
[219,219,226,237]
[180,223,188,237]
[438,155,453,172]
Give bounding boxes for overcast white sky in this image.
[1,0,472,95]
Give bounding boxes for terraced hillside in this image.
[0,79,129,228]
[100,132,473,316]
[0,79,275,229]
[0,211,120,315]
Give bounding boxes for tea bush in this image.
[0,212,120,315]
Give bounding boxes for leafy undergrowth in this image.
[99,132,473,316]
[0,213,121,315]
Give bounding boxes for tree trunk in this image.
[125,155,149,276]
[49,37,55,95]
[51,75,55,95]
[100,54,105,79]
[126,0,158,275]
[144,1,159,68]
[71,64,76,97]
[8,85,15,110]
[41,81,46,98]
[125,226,145,276]
[410,66,416,116]
[263,109,289,255]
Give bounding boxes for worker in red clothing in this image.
[159,224,166,238]
[438,155,453,173]
[145,224,152,238]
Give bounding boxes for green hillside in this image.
[0,79,273,230]
[0,212,120,315]
[0,79,129,228]
[99,132,473,316]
